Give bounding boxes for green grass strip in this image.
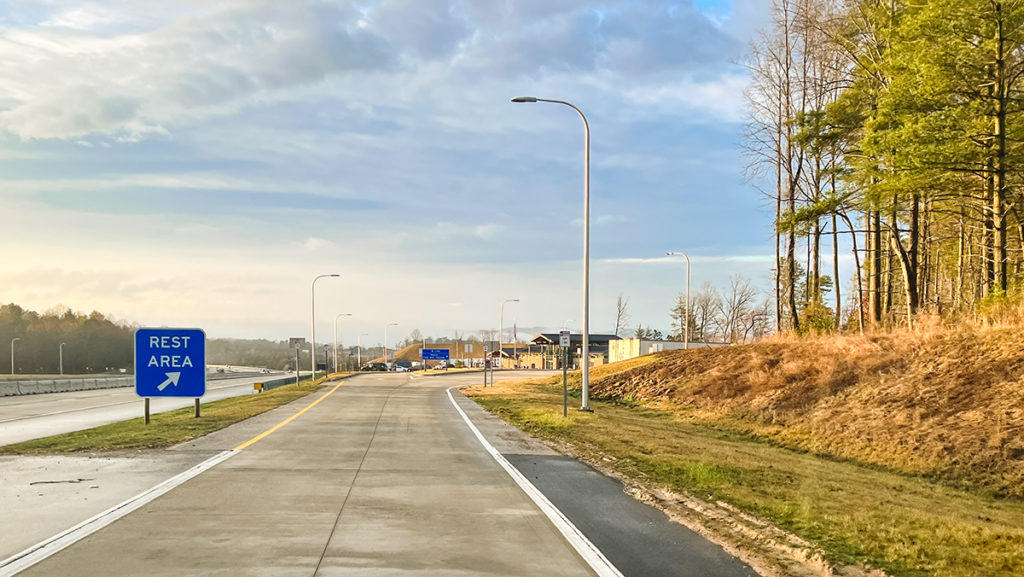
[0,379,330,454]
[466,379,1024,577]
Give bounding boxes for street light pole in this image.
[311,274,340,378]
[334,313,353,373]
[511,96,592,411]
[10,337,20,375]
[384,322,398,370]
[499,298,519,370]
[357,333,368,367]
[59,342,66,375]
[667,251,691,349]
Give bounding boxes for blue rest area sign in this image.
[135,328,206,398]
[421,348,450,360]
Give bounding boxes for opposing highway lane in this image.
[6,372,758,577]
[0,373,290,447]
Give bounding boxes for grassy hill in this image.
[580,326,1024,498]
[465,324,1024,577]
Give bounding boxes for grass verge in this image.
[465,378,1024,577]
[0,378,332,454]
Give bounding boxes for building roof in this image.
[529,333,622,346]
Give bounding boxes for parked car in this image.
[360,362,387,372]
[394,365,410,372]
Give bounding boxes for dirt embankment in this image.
[587,328,1024,497]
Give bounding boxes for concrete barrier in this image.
[0,376,134,397]
[0,372,305,397]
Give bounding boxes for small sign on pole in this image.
[559,330,570,348]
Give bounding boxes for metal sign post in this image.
[289,338,305,386]
[563,348,569,417]
[483,344,490,386]
[559,330,570,417]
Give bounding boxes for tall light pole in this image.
[384,322,398,370]
[10,337,21,375]
[59,342,66,375]
[512,96,592,411]
[311,274,340,378]
[357,333,368,367]
[667,251,691,349]
[499,298,519,370]
[334,313,353,373]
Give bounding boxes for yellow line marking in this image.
[233,380,345,451]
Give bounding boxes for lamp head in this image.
[511,96,537,103]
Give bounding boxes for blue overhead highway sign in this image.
[421,348,450,360]
[135,328,206,398]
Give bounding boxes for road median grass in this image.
[0,377,335,454]
[465,378,1024,577]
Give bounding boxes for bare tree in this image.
[716,275,759,343]
[739,298,775,342]
[613,294,631,336]
[404,329,423,347]
[690,282,723,343]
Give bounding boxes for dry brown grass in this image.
[466,378,1024,577]
[577,325,1024,498]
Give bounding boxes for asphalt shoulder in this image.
[451,389,761,577]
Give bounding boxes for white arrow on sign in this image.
[157,372,181,391]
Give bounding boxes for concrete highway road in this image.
[2,372,758,577]
[0,373,293,447]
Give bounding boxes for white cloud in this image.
[623,73,751,123]
[0,2,392,140]
[473,223,506,241]
[0,0,753,141]
[297,237,336,251]
[600,254,776,265]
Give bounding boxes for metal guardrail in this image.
[256,376,300,392]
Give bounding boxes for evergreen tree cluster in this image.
[747,0,1024,330]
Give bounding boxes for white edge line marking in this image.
[446,386,625,577]
[0,449,239,577]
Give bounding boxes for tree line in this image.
[0,302,518,374]
[0,303,134,374]
[747,0,1024,332]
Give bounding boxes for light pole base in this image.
[578,407,594,413]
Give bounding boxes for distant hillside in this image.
[574,326,1024,498]
[364,343,424,365]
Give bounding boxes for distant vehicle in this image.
[360,362,387,372]
[260,368,271,374]
[394,365,410,372]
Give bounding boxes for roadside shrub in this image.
[797,302,835,336]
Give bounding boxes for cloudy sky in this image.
[0,0,775,347]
